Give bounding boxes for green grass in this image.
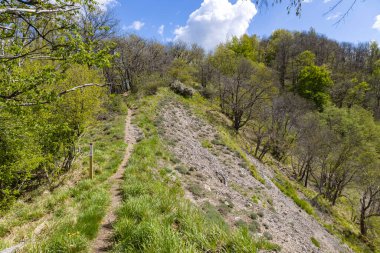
[201,139,213,149]
[311,237,321,248]
[28,112,127,252]
[0,99,127,252]
[251,195,259,204]
[272,174,315,216]
[112,89,280,252]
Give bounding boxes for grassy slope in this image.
[113,89,280,252]
[0,102,127,252]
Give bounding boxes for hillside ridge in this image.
[158,98,352,253]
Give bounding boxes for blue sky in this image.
[101,0,380,50]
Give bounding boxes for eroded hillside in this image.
[157,98,352,253]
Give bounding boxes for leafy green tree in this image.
[290,50,315,86]
[0,64,106,209]
[315,106,380,205]
[212,51,275,131]
[0,0,113,106]
[358,165,380,236]
[168,58,196,85]
[296,65,333,110]
[227,34,261,62]
[369,60,380,118]
[265,29,294,88]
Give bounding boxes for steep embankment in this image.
[158,98,352,253]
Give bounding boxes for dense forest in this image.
[0,0,379,251]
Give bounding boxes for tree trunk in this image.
[304,166,310,188]
[360,206,367,236]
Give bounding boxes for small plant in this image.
[201,139,213,149]
[252,195,260,204]
[263,231,273,240]
[238,162,248,169]
[249,220,261,233]
[311,237,320,248]
[257,210,264,218]
[187,183,205,198]
[175,165,189,175]
[235,219,260,233]
[170,156,181,164]
[159,167,172,176]
[249,212,258,220]
[211,139,223,146]
[235,219,248,228]
[217,199,234,215]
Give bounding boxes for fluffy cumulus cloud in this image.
[174,0,257,51]
[128,21,145,31]
[373,15,380,32]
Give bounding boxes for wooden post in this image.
[89,143,93,179]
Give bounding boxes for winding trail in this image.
[91,108,136,252]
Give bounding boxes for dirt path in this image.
[159,101,352,253]
[91,109,136,252]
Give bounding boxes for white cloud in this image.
[326,12,341,21]
[127,21,145,31]
[303,0,313,3]
[373,15,380,31]
[158,25,165,36]
[174,0,257,51]
[323,0,332,3]
[95,0,117,10]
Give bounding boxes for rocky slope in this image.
[159,101,352,253]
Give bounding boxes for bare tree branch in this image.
[0,6,79,15]
[16,83,107,106]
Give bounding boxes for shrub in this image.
[170,80,194,98]
[201,139,213,149]
[235,220,260,233]
[249,220,261,233]
[249,212,258,220]
[174,165,189,175]
[200,86,216,99]
[235,219,248,228]
[187,183,205,198]
[252,195,259,204]
[263,231,273,240]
